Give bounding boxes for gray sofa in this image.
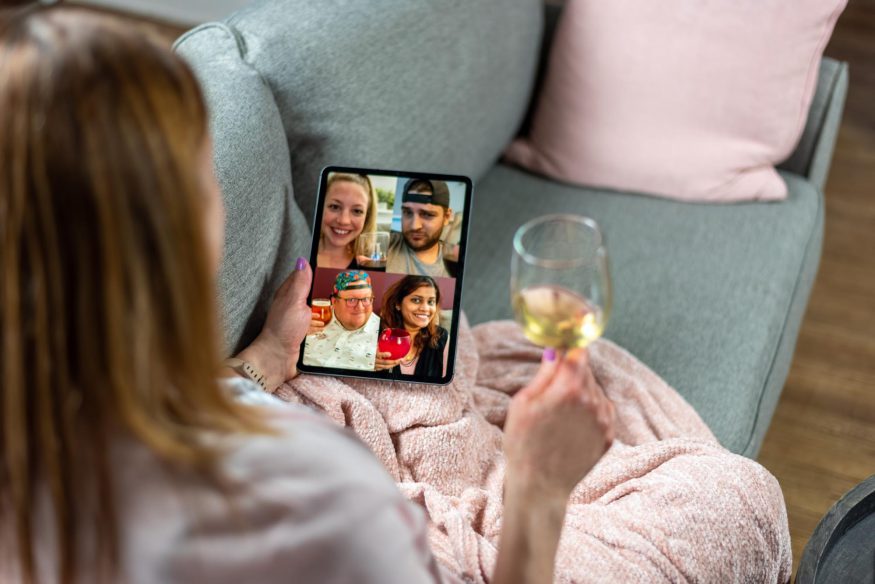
[174,0,848,458]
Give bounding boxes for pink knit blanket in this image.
[276,318,791,583]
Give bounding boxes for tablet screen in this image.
[297,166,473,385]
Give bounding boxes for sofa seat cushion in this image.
[464,164,823,455]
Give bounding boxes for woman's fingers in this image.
[550,349,605,407]
[275,257,313,310]
[259,259,314,348]
[536,348,586,407]
[504,346,616,497]
[262,258,314,342]
[516,348,562,401]
[238,258,316,385]
[569,350,615,449]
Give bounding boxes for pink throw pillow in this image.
[504,0,847,202]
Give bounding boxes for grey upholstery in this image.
[215,0,542,219]
[174,0,847,457]
[464,167,822,456]
[175,24,311,354]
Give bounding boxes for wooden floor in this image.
[757,0,875,578]
[79,2,875,580]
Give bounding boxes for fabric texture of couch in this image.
[174,0,848,457]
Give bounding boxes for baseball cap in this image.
[401,178,450,208]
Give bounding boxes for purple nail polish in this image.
[543,347,557,362]
[295,257,307,271]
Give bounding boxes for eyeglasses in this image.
[334,296,374,308]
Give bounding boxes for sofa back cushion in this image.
[175,24,312,354]
[223,0,542,217]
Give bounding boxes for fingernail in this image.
[295,257,307,271]
[543,348,556,362]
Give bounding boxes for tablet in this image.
[297,166,473,385]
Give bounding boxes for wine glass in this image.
[378,328,412,360]
[511,215,611,349]
[356,231,389,270]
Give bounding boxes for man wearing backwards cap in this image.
[386,178,453,278]
[303,270,381,371]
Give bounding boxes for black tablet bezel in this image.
[296,165,474,385]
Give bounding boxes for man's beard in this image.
[403,229,442,252]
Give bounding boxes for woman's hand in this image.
[374,351,403,371]
[503,348,615,499]
[493,348,615,584]
[234,258,313,390]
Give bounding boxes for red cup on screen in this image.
[378,328,411,360]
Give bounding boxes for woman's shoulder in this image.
[220,378,398,497]
[234,402,392,492]
[222,410,440,581]
[121,391,438,582]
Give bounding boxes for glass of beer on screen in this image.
[511,215,611,350]
[311,298,332,327]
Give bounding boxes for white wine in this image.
[513,285,604,348]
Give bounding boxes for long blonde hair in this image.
[0,6,269,583]
[322,172,379,253]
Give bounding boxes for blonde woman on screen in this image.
[316,172,379,269]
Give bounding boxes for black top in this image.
[413,327,449,378]
[388,327,449,380]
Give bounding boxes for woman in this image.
[315,172,378,269]
[375,275,449,377]
[0,5,613,584]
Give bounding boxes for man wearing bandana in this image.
[303,270,381,370]
[386,179,453,278]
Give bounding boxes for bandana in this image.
[333,270,372,295]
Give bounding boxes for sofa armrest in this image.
[777,58,849,192]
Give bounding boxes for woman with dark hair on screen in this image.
[0,5,613,583]
[375,275,449,377]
